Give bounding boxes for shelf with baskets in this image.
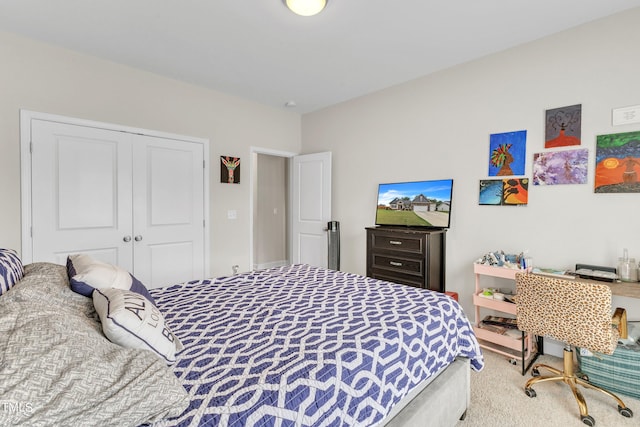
[473,263,541,375]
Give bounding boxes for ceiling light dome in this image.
[285,0,327,17]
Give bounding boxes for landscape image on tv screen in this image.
[375,179,453,228]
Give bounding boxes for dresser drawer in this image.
[366,227,446,292]
[371,253,423,276]
[370,232,424,254]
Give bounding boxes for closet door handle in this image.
[123,235,132,242]
[134,235,143,242]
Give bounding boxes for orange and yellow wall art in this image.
[595,131,640,193]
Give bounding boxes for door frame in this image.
[20,109,211,278]
[249,146,297,271]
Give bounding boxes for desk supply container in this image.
[618,249,637,282]
[618,257,638,282]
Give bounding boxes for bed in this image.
[0,252,483,427]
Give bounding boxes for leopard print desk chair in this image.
[515,273,633,426]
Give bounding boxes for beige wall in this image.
[301,9,640,318]
[0,30,301,277]
[3,10,640,321]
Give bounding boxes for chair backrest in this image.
[515,273,618,354]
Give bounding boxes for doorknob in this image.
[134,235,143,242]
[123,235,132,242]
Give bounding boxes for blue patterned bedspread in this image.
[150,264,483,427]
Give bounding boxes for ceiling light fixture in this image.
[284,0,327,17]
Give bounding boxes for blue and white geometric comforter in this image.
[150,264,483,427]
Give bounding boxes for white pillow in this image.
[67,254,155,304]
[93,288,183,363]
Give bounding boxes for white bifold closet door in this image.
[30,119,205,288]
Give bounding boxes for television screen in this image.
[375,179,453,228]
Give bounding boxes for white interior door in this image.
[30,120,134,269]
[132,135,205,288]
[291,152,332,267]
[26,113,208,288]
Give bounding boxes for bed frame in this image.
[384,357,470,426]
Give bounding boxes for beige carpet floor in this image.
[456,349,639,427]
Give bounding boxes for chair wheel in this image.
[531,368,540,377]
[525,387,536,398]
[618,406,633,418]
[581,415,595,426]
[577,372,589,381]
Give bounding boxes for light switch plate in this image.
[612,105,640,126]
[227,209,237,220]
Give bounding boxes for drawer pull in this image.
[389,261,403,267]
[389,240,403,245]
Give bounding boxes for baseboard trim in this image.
[254,260,289,270]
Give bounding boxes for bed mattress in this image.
[150,264,483,426]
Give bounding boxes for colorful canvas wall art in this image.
[479,178,528,206]
[594,130,640,193]
[545,104,581,148]
[220,156,241,184]
[488,130,526,176]
[532,149,588,185]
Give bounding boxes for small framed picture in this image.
[533,149,588,185]
[220,156,240,184]
[545,104,581,148]
[479,178,528,206]
[594,131,640,193]
[488,130,527,176]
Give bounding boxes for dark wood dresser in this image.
[366,226,446,292]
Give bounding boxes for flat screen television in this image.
[375,179,453,229]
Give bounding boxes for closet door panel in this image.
[132,135,205,288]
[30,120,133,269]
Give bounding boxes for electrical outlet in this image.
[227,210,237,220]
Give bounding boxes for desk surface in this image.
[605,280,640,299]
[474,264,640,299]
[537,274,640,299]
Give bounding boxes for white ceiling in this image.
[1,1,639,113]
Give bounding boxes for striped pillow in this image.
[67,254,155,305]
[0,249,24,296]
